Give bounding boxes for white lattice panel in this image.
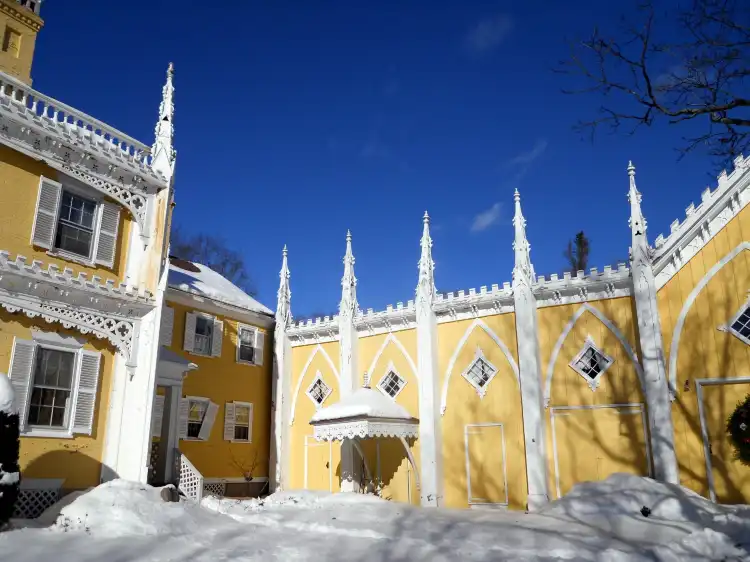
[178,454,203,501]
[13,489,60,519]
[203,482,225,497]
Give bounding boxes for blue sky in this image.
[33,1,718,317]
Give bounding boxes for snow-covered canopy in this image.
[157,347,198,384]
[168,259,273,316]
[310,385,419,441]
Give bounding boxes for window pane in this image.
[239,344,254,363]
[194,334,212,355]
[35,405,52,426]
[55,223,93,257]
[188,401,206,422]
[239,329,254,345]
[187,422,202,439]
[195,317,213,337]
[235,405,249,425]
[234,425,249,441]
[51,407,66,427]
[34,349,75,390]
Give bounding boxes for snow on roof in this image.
[0,372,14,415]
[168,259,273,316]
[311,386,417,424]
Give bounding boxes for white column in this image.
[512,190,549,511]
[627,162,679,484]
[157,383,182,483]
[415,212,443,506]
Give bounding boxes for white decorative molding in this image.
[312,419,419,441]
[568,335,614,391]
[544,303,644,407]
[440,317,520,415]
[668,242,750,396]
[376,361,407,400]
[289,344,339,425]
[366,332,418,382]
[460,347,499,398]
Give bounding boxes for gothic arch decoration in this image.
[290,343,340,425]
[366,332,418,382]
[668,242,750,397]
[544,303,644,407]
[440,318,520,415]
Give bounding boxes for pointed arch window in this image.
[569,336,613,391]
[306,372,332,409]
[461,348,498,398]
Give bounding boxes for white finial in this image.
[627,160,636,176]
[628,161,650,264]
[363,372,371,388]
[417,210,437,303]
[514,188,520,202]
[152,62,176,180]
[423,210,430,223]
[512,189,535,285]
[340,231,358,317]
[276,244,292,327]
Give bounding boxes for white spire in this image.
[512,189,535,286]
[276,245,291,327]
[339,230,358,317]
[628,161,652,265]
[417,211,437,302]
[152,62,175,179]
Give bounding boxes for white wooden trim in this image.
[440,318,520,415]
[365,332,419,381]
[668,243,750,397]
[568,335,615,392]
[290,344,339,425]
[376,361,407,400]
[464,423,508,506]
[544,303,645,407]
[549,403,651,499]
[304,435,332,491]
[695,376,750,502]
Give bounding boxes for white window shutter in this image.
[94,201,120,268]
[178,398,189,439]
[159,306,175,347]
[223,402,235,441]
[30,176,62,249]
[211,318,224,357]
[8,338,36,431]
[73,350,101,435]
[247,403,254,443]
[254,330,265,366]
[151,395,165,438]
[198,401,219,441]
[183,312,197,353]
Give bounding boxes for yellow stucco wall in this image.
[658,203,750,501]
[0,144,132,285]
[166,299,272,480]
[437,313,527,510]
[289,341,341,491]
[0,0,42,85]
[0,308,115,489]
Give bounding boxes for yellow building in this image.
[0,1,177,517]
[150,257,274,499]
[273,157,750,510]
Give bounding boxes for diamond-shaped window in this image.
[569,337,613,390]
[378,369,406,399]
[306,373,331,408]
[729,305,750,344]
[461,350,498,397]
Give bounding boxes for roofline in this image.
[165,286,274,329]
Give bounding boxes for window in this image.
[378,369,406,399]
[54,191,97,258]
[730,305,750,344]
[461,350,498,398]
[306,374,331,408]
[2,27,21,58]
[569,338,613,390]
[238,326,255,364]
[234,403,251,441]
[27,348,75,428]
[194,316,213,356]
[187,399,208,438]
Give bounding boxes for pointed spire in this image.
[339,230,358,317]
[152,62,175,179]
[512,189,535,285]
[276,245,291,327]
[417,210,437,302]
[627,161,651,264]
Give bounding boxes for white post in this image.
[627,162,679,483]
[512,190,549,511]
[415,212,443,506]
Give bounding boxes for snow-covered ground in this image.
[1,474,749,561]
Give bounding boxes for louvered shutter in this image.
[177,398,189,439]
[94,201,120,267]
[198,401,219,441]
[223,402,235,441]
[183,312,197,353]
[30,177,62,249]
[211,318,223,357]
[8,338,36,431]
[246,403,254,443]
[151,395,165,438]
[254,330,265,366]
[73,350,101,435]
[159,306,174,347]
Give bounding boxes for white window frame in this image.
[192,313,215,357]
[20,332,85,439]
[461,347,498,398]
[377,362,407,400]
[568,336,614,391]
[306,371,332,409]
[184,396,210,441]
[725,300,750,346]
[232,401,253,443]
[236,323,256,365]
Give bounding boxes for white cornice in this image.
[534,264,632,307]
[165,287,274,330]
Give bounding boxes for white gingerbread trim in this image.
[289,344,340,425]
[460,347,499,399]
[544,303,644,407]
[568,335,614,392]
[376,362,407,400]
[305,371,332,410]
[312,419,419,441]
[668,242,750,395]
[440,318,519,415]
[365,332,419,382]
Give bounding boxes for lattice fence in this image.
[148,441,159,483]
[202,482,226,497]
[13,489,60,519]
[178,452,203,501]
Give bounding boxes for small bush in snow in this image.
[0,374,20,527]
